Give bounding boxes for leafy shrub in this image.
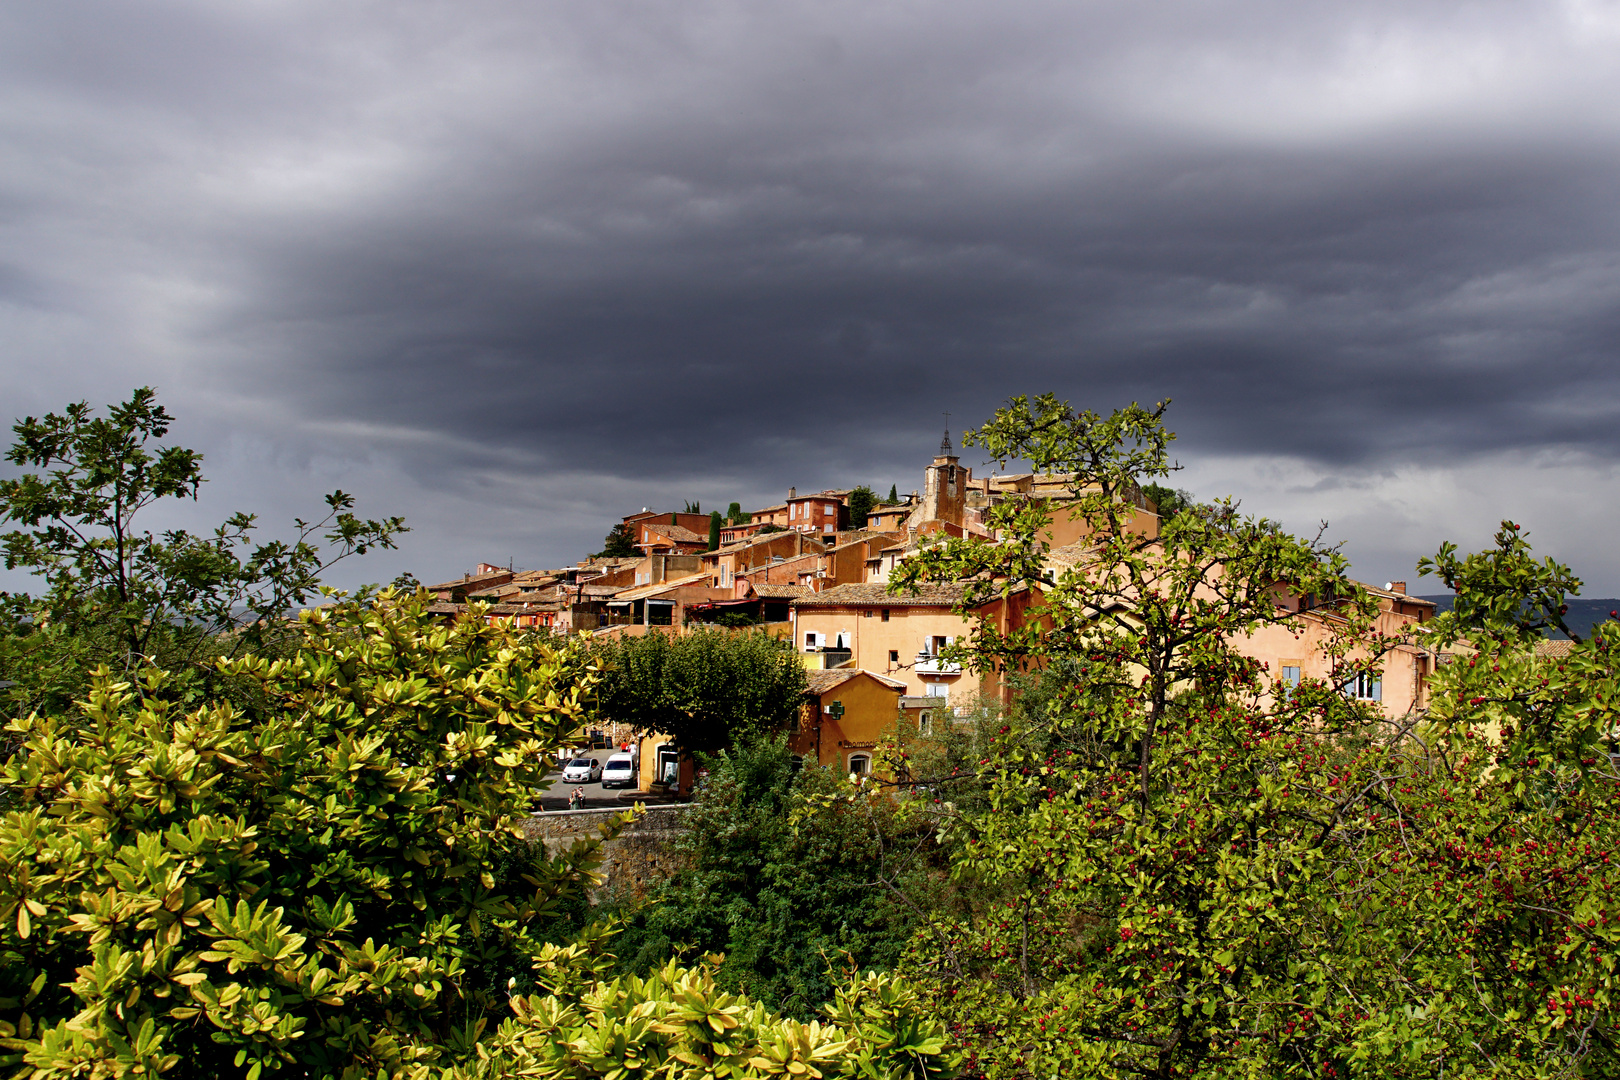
[0,593,957,1079]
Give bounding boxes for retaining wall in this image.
[520,804,688,897]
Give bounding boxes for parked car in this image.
[601,752,637,789]
[561,757,602,783]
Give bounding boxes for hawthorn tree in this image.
[888,394,1620,1079]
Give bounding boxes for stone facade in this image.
[520,804,688,898]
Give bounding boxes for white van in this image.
[600,752,638,790]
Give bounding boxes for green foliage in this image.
[611,737,934,1017]
[0,595,959,1079]
[682,502,702,515]
[1139,482,1195,521]
[594,523,637,560]
[709,511,722,552]
[461,953,959,1080]
[591,630,808,754]
[848,488,876,529]
[890,394,1620,1078]
[1419,520,1586,644]
[0,389,405,711]
[727,502,748,525]
[0,591,610,1077]
[886,486,898,506]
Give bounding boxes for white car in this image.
[561,757,602,783]
[600,752,637,789]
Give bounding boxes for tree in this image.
[0,592,959,1080]
[887,485,899,505]
[594,522,637,559]
[1139,482,1195,521]
[727,502,747,525]
[683,500,701,515]
[592,629,808,754]
[889,394,1620,1078]
[609,735,935,1017]
[0,389,404,709]
[708,510,722,551]
[848,487,876,529]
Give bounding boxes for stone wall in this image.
[520,804,687,898]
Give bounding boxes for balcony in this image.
[913,655,961,675]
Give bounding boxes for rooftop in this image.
[638,523,708,544]
[792,582,966,608]
[613,572,712,602]
[752,584,812,599]
[805,668,907,695]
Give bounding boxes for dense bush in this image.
[0,595,957,1079]
[609,736,941,1017]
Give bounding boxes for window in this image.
[888,649,899,664]
[835,631,850,649]
[881,608,890,622]
[847,753,871,775]
[926,682,948,698]
[1281,665,1301,688]
[805,631,821,650]
[1343,671,1382,701]
[647,601,674,626]
[918,711,933,735]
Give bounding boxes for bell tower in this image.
[920,428,965,526]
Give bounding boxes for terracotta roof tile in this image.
[792,583,965,608]
[426,570,511,592]
[613,573,712,601]
[804,668,906,694]
[752,584,811,599]
[639,523,708,544]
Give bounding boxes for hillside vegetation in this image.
[4,389,1620,1079]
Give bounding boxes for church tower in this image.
[920,428,966,527]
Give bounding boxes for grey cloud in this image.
[5,0,1620,585]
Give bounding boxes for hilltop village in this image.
[423,432,1450,792]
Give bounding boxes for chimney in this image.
[1386,581,1407,595]
[789,486,796,499]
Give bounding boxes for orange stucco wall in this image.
[793,605,980,703]
[1230,599,1435,717]
[790,674,905,771]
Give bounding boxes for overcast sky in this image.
[4,0,1620,593]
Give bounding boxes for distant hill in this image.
[1418,595,1620,641]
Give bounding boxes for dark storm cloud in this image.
[5,0,1620,583]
